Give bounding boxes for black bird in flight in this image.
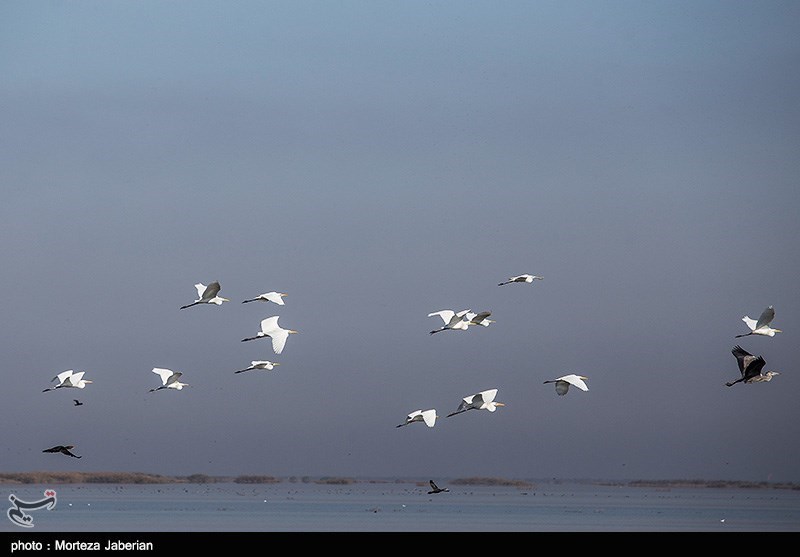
[42,445,82,459]
[428,480,450,494]
[73,399,83,406]
[726,345,780,387]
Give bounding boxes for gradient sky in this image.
[1,1,798,483]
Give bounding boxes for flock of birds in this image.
[39,280,298,459]
[35,274,785,491]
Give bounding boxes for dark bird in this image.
[73,399,83,406]
[180,281,229,309]
[727,345,781,387]
[428,480,449,494]
[43,445,82,459]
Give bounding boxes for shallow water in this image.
[2,480,799,533]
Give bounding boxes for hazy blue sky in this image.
[1,1,798,483]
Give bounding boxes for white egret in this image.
[736,306,782,338]
[149,368,189,392]
[543,374,589,396]
[234,360,281,374]
[498,274,543,286]
[43,370,93,392]
[428,480,449,494]
[242,291,287,305]
[447,388,505,417]
[180,281,229,309]
[241,316,298,354]
[466,310,494,328]
[396,409,437,428]
[727,345,780,387]
[428,309,471,334]
[42,445,82,459]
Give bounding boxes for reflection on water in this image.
[2,480,799,532]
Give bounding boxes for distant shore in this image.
[1,472,798,490]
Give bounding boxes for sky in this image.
[1,0,799,483]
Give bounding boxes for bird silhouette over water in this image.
[428,480,449,494]
[43,445,82,458]
[726,345,780,387]
[73,399,83,406]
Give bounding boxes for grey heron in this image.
[727,345,780,386]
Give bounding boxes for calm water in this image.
[2,480,799,534]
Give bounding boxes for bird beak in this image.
[496,402,506,407]
[775,329,782,333]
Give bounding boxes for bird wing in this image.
[731,345,752,373]
[555,381,570,396]
[478,389,498,404]
[201,282,221,301]
[43,446,61,453]
[429,480,439,490]
[260,316,281,333]
[561,374,589,391]
[470,311,492,325]
[428,310,455,324]
[193,283,207,298]
[69,371,86,385]
[741,316,757,332]
[263,292,286,305]
[744,356,767,380]
[421,409,437,427]
[755,306,775,330]
[166,371,183,385]
[271,329,289,354]
[152,368,174,385]
[52,370,74,384]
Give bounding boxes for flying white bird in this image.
[234,360,281,374]
[736,306,782,338]
[241,316,298,354]
[543,374,589,396]
[43,370,93,392]
[396,409,438,428]
[180,281,230,309]
[498,274,543,286]
[727,345,780,387]
[428,309,472,334]
[149,368,189,392]
[466,310,495,328]
[447,388,505,417]
[242,291,287,305]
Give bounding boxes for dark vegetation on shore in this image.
[1,472,798,490]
